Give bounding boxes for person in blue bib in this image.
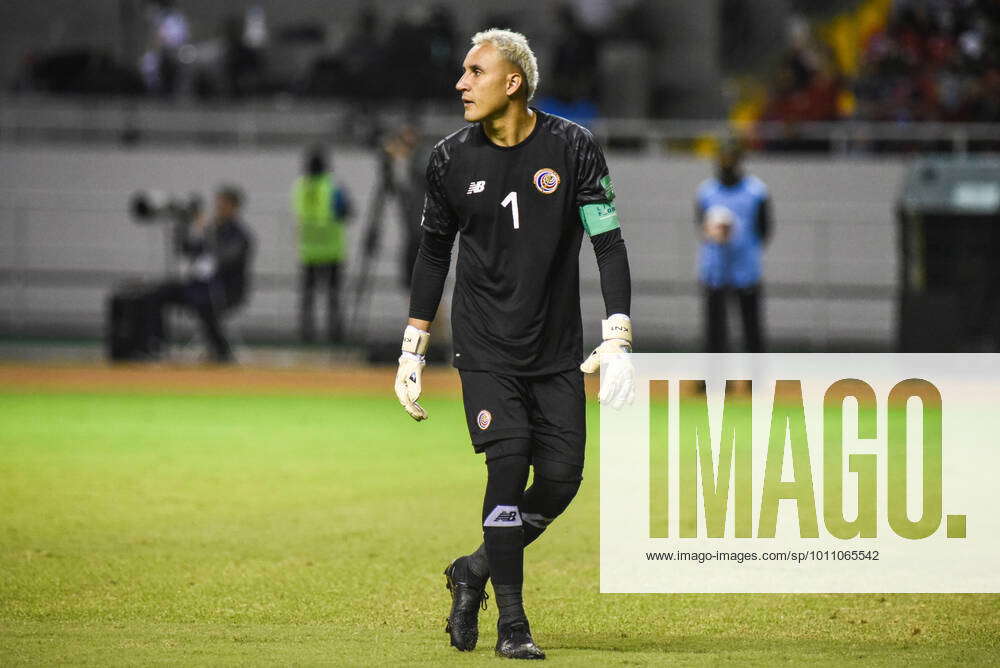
[695,137,772,352]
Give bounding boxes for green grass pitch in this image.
[1,389,998,665]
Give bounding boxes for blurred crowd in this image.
[854,0,1000,122]
[761,0,1000,124]
[139,0,269,98]
[761,17,846,125]
[14,0,654,114]
[13,0,999,126]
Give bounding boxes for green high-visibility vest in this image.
[293,174,345,264]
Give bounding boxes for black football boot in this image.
[443,556,489,651]
[495,619,545,660]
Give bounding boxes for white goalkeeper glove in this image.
[580,313,635,409]
[394,325,430,421]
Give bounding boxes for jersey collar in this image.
[479,108,543,152]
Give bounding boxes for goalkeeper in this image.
[393,28,634,660]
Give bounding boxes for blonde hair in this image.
[471,28,539,101]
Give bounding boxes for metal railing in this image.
[1,95,998,155]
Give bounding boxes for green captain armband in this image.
[580,202,620,236]
[600,175,616,202]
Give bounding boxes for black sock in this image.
[493,583,526,627]
[467,543,489,584]
[480,453,529,589]
[451,554,487,591]
[523,522,547,547]
[466,523,542,585]
[470,469,582,582]
[483,525,523,587]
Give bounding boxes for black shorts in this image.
[458,368,586,467]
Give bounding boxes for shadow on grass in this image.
[544,633,917,657]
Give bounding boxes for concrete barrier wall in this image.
[0,145,905,350]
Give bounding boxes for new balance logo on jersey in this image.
[466,180,486,194]
[484,505,522,527]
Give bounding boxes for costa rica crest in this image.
[533,168,560,195]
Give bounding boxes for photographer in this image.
[151,185,254,362]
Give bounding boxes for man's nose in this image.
[455,75,468,92]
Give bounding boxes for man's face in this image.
[215,194,236,220]
[717,148,741,173]
[455,43,518,122]
[716,146,744,184]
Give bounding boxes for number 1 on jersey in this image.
[501,191,520,230]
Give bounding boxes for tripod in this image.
[349,149,401,341]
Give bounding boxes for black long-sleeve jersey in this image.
[411,109,623,376]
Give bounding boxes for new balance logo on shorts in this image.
[466,180,486,194]
[483,505,522,527]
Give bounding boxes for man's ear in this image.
[506,72,523,98]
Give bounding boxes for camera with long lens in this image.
[129,190,203,225]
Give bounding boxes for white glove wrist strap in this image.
[401,325,430,355]
[601,314,633,345]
